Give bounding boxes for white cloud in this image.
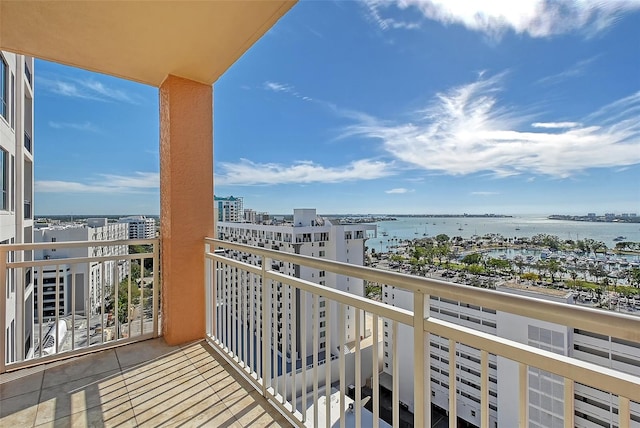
[531,122,581,129]
[217,159,394,185]
[471,191,499,196]
[343,74,640,178]
[48,121,99,132]
[385,188,412,194]
[537,56,600,85]
[38,76,140,104]
[363,0,640,39]
[263,81,314,102]
[36,172,158,193]
[264,81,293,93]
[363,0,421,31]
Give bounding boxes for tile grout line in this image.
[114,347,139,427]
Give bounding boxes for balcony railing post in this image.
[204,241,211,338]
[261,255,270,397]
[413,290,426,427]
[0,246,7,373]
[519,363,528,426]
[153,241,160,337]
[564,378,574,428]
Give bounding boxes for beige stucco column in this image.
[159,75,213,345]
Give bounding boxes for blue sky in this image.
[34,0,640,216]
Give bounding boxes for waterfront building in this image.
[218,208,376,364]
[33,220,128,320]
[244,208,256,224]
[215,195,243,222]
[381,284,640,427]
[118,215,156,239]
[1,50,34,363]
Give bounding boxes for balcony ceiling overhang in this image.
[0,0,296,86]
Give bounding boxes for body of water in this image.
[370,215,640,253]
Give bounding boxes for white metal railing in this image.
[205,238,640,428]
[0,238,160,373]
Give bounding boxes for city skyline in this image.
[34,1,640,215]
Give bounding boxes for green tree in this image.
[546,259,563,283]
[487,258,511,275]
[109,278,141,325]
[466,264,484,275]
[461,253,483,266]
[435,234,450,245]
[569,270,579,288]
[628,268,640,288]
[589,264,607,288]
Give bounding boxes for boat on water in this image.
[613,236,627,241]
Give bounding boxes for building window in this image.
[0,55,7,120]
[0,149,7,210]
[319,251,325,257]
[10,73,14,128]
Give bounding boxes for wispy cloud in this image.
[531,122,581,129]
[263,81,314,102]
[217,159,394,185]
[343,74,640,178]
[385,188,413,194]
[38,76,141,104]
[362,0,421,31]
[48,121,99,132]
[537,56,600,85]
[36,172,158,193]
[362,1,640,39]
[471,191,499,196]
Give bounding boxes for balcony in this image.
[2,237,639,427]
[1,2,638,427]
[0,338,290,427]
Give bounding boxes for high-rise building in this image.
[218,208,376,366]
[118,215,156,239]
[381,284,640,427]
[1,51,35,363]
[33,220,128,320]
[215,195,243,222]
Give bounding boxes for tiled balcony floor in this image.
[0,338,292,427]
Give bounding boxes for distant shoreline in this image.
[549,214,640,224]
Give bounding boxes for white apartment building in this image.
[381,284,640,428]
[218,208,376,370]
[33,220,128,321]
[1,51,34,363]
[244,208,256,224]
[215,195,243,222]
[118,215,155,239]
